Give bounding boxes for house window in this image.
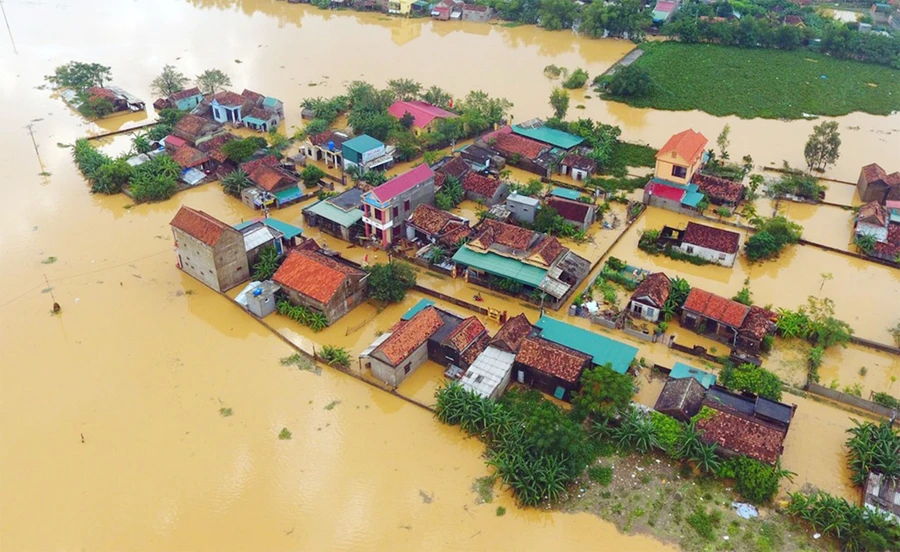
[671,165,687,179]
[404,199,410,211]
[392,206,399,218]
[718,253,726,260]
[403,363,411,374]
[685,245,694,254]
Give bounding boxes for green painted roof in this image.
[303,199,363,228]
[550,187,582,200]
[511,125,584,150]
[233,218,303,239]
[534,315,638,374]
[263,96,280,108]
[670,362,717,389]
[342,134,383,154]
[681,183,704,208]
[243,115,268,125]
[402,298,435,320]
[274,186,303,203]
[452,247,547,287]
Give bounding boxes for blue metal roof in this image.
[402,298,436,320]
[342,134,383,154]
[535,315,638,375]
[550,187,582,200]
[670,362,717,389]
[233,218,304,239]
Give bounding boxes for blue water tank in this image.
[328,140,335,151]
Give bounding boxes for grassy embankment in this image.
[606,42,900,119]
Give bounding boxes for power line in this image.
[0,0,17,55]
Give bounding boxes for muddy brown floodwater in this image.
[0,0,896,549]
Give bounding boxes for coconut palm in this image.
[691,442,721,474]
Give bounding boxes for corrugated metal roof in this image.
[534,315,638,374]
[402,298,436,320]
[234,218,303,240]
[550,187,582,200]
[303,199,363,228]
[511,124,584,150]
[507,192,540,206]
[452,247,547,287]
[241,224,280,251]
[460,346,515,398]
[342,134,383,154]
[670,362,717,389]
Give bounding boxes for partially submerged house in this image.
[303,187,365,242]
[681,289,776,354]
[173,114,224,145]
[303,130,350,168]
[243,155,302,207]
[679,222,741,267]
[559,153,597,182]
[533,315,638,375]
[514,336,592,401]
[652,0,679,24]
[669,362,717,389]
[864,473,900,524]
[459,144,505,173]
[170,206,248,292]
[855,201,900,262]
[461,2,493,21]
[511,120,584,152]
[857,163,900,204]
[237,220,284,266]
[405,204,471,245]
[451,219,590,308]
[462,172,508,205]
[272,247,368,325]
[655,129,707,186]
[505,192,540,224]
[460,345,515,399]
[480,126,553,177]
[433,155,471,183]
[233,217,304,247]
[80,86,145,113]
[388,100,457,135]
[153,86,204,112]
[361,164,436,247]
[171,145,212,186]
[627,272,671,322]
[545,196,596,231]
[205,89,284,132]
[342,134,394,173]
[654,377,707,422]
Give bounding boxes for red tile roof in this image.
[240,155,279,174]
[463,3,489,11]
[657,129,708,164]
[249,165,297,192]
[170,206,230,246]
[170,87,201,101]
[562,153,597,173]
[273,250,363,304]
[407,204,456,235]
[462,173,502,197]
[529,236,564,266]
[858,201,888,227]
[461,333,491,366]
[246,106,272,121]
[491,133,547,160]
[630,272,671,308]
[434,172,446,190]
[491,313,532,353]
[87,87,117,101]
[172,145,210,169]
[646,180,686,202]
[697,407,786,465]
[437,156,470,179]
[861,163,887,183]
[445,315,487,351]
[310,130,348,149]
[376,306,444,365]
[546,196,592,224]
[683,222,740,254]
[874,223,900,259]
[388,100,457,129]
[213,90,245,107]
[517,336,590,384]
[740,306,777,340]
[439,220,472,246]
[175,114,215,139]
[197,133,236,164]
[470,219,536,251]
[164,135,187,149]
[683,289,749,328]
[370,164,434,203]
[241,89,265,104]
[693,173,744,204]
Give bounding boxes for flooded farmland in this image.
[0,0,898,549]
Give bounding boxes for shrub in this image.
[686,507,720,541]
[872,392,900,409]
[724,456,784,505]
[300,165,326,189]
[719,363,783,401]
[605,65,654,99]
[278,427,292,440]
[252,245,282,281]
[366,262,416,303]
[562,68,589,89]
[787,491,900,552]
[845,419,900,487]
[320,345,351,368]
[496,506,506,517]
[588,465,613,486]
[649,411,683,457]
[745,216,803,262]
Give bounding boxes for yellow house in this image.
[388,0,415,14]
[654,129,708,185]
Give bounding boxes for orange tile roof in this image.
[213,90,245,107]
[471,219,536,251]
[170,87,201,101]
[529,236,564,266]
[249,165,297,192]
[170,206,230,246]
[445,316,486,351]
[273,250,363,304]
[657,129,708,164]
[175,114,215,139]
[87,87,117,101]
[462,173,502,197]
[461,332,491,366]
[171,145,209,168]
[630,272,671,308]
[197,133,236,164]
[376,306,444,365]
[683,288,749,328]
[516,336,590,383]
[697,407,786,465]
[490,313,532,353]
[491,133,547,160]
[407,204,456,235]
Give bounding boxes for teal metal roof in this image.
[452,247,547,287]
[243,115,268,125]
[233,218,303,239]
[551,187,582,200]
[681,183,705,208]
[342,134,383,154]
[402,298,435,320]
[534,315,638,374]
[670,362,717,389]
[511,125,584,150]
[263,96,279,108]
[274,186,303,203]
[303,199,363,228]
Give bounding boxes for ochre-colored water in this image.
[1,0,896,548]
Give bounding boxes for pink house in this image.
[388,100,457,135]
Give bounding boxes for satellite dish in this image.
[328,140,335,151]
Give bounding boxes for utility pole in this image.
[44,274,60,314]
[26,124,47,177]
[0,0,17,54]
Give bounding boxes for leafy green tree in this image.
[562,68,589,89]
[459,90,512,128]
[221,138,262,164]
[606,65,653,99]
[321,345,351,368]
[132,134,153,155]
[195,69,232,95]
[716,124,731,160]
[399,111,415,130]
[92,158,132,194]
[252,245,283,280]
[366,262,416,303]
[304,118,329,136]
[361,170,387,186]
[572,364,635,421]
[387,78,422,101]
[221,169,252,197]
[150,65,190,97]
[719,363,783,401]
[549,87,569,120]
[158,108,188,127]
[539,0,578,30]
[267,130,290,151]
[77,95,115,119]
[581,0,649,39]
[804,121,841,172]
[300,165,326,189]
[421,85,453,108]
[435,176,464,210]
[854,233,877,254]
[45,61,112,92]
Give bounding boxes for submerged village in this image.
[20,2,900,549]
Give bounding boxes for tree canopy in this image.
[45,61,112,92]
[549,87,569,120]
[195,69,232,95]
[150,65,190,97]
[605,64,654,99]
[804,121,841,172]
[366,262,417,303]
[572,364,635,421]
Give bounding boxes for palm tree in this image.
[221,169,252,197]
[691,442,721,474]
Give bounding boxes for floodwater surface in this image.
[0,0,897,549]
